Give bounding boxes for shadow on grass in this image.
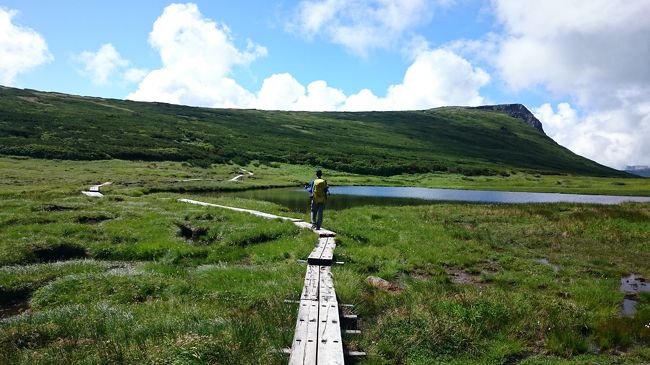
[31,244,87,262]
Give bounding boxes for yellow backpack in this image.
[312,178,328,203]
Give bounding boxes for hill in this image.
[0,86,627,177]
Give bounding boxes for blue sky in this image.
[1,1,650,169]
[2,1,514,102]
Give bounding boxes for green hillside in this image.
[0,86,625,177]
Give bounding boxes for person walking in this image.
[305,170,329,230]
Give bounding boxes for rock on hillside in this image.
[472,104,545,134]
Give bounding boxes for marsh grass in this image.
[325,203,650,363]
[1,157,649,364]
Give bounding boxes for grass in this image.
[0,157,649,364]
[0,193,312,364]
[324,203,650,364]
[1,157,649,199]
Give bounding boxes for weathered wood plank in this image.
[307,237,336,266]
[178,199,296,221]
[300,265,320,301]
[318,266,336,303]
[289,300,319,365]
[317,300,344,364]
[316,229,336,237]
[319,239,335,264]
[317,266,344,364]
[293,221,314,230]
[307,237,327,264]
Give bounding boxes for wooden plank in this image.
[316,229,336,237]
[293,221,314,230]
[318,266,336,303]
[307,237,327,264]
[317,300,344,364]
[178,199,298,221]
[320,238,336,264]
[317,266,345,364]
[300,265,320,301]
[289,300,319,365]
[307,237,336,266]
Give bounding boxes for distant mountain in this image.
[625,165,650,177]
[0,85,628,177]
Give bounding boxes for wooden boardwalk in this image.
[178,198,346,364]
[81,181,112,198]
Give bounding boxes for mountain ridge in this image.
[0,86,628,177]
[470,104,545,134]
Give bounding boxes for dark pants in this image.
[311,201,324,229]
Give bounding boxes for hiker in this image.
[305,170,329,230]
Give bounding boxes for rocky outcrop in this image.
[472,104,545,134]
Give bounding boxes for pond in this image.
[221,186,650,213]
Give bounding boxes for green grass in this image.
[1,157,648,200]
[1,157,649,364]
[324,203,650,364]
[0,86,628,177]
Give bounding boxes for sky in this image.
[1,0,650,169]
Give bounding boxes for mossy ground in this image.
[1,157,649,364]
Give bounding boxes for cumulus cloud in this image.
[127,3,266,107]
[255,49,489,111]
[0,7,52,85]
[78,44,129,85]
[289,0,435,55]
[78,43,149,85]
[257,74,347,111]
[376,49,490,110]
[534,102,650,168]
[126,3,487,112]
[122,68,148,83]
[494,0,650,105]
[490,0,650,167]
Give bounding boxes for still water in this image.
[223,186,650,213]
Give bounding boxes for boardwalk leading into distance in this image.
[178,198,346,364]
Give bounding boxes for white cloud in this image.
[78,44,150,85]
[257,73,306,110]
[380,49,490,109]
[127,3,266,107]
[123,68,148,83]
[290,0,434,55]
[0,7,52,85]
[127,3,487,112]
[78,44,129,85]
[255,49,489,112]
[489,0,650,168]
[342,49,489,111]
[256,73,347,111]
[534,102,650,168]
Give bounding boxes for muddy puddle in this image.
[0,301,29,319]
[620,274,649,316]
[446,268,488,287]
